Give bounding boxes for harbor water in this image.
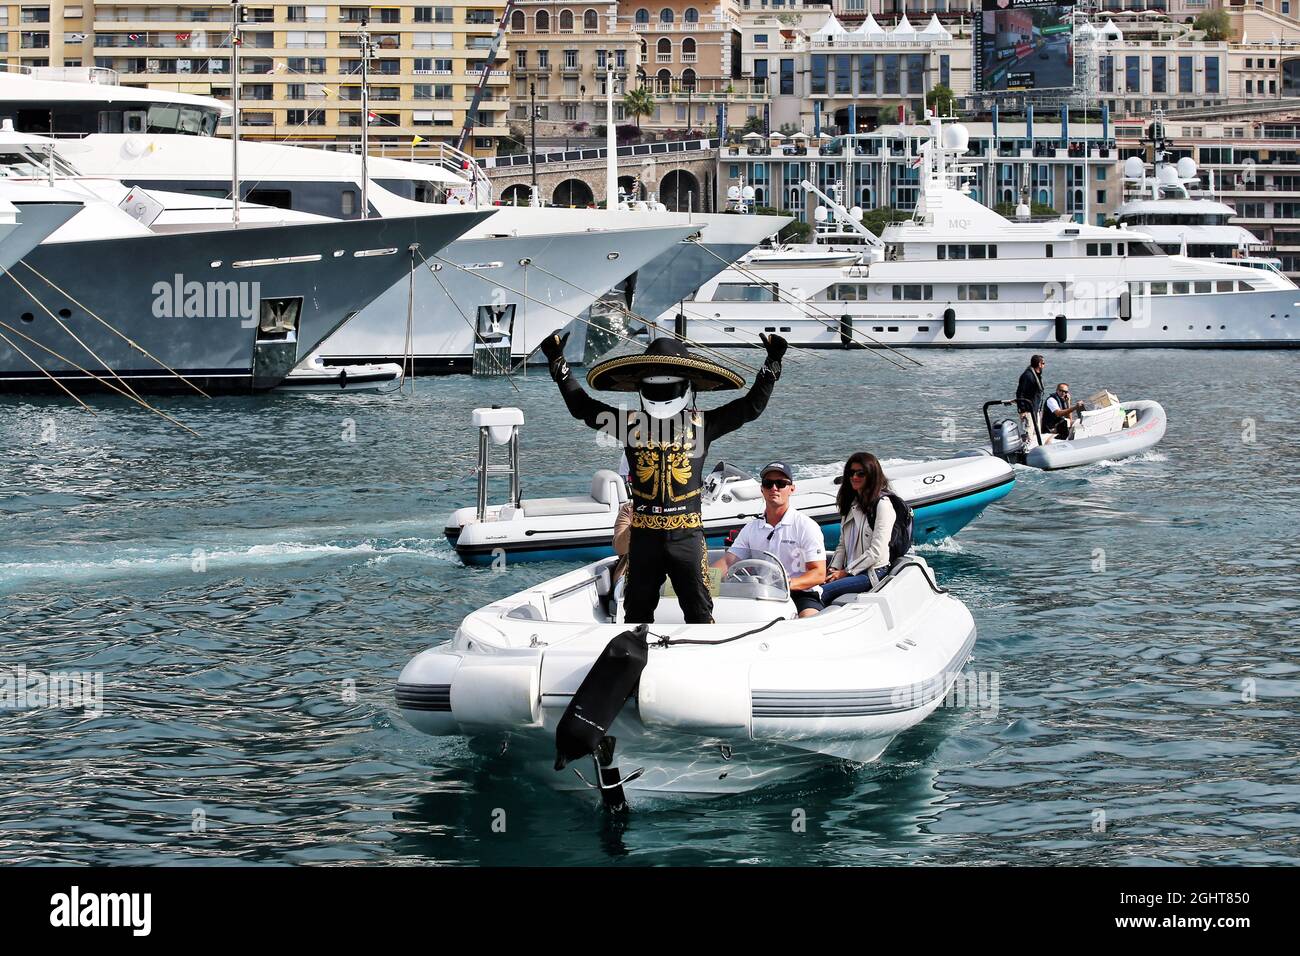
[2,348,1297,865]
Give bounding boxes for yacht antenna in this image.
[359,17,374,219]
[230,1,243,227]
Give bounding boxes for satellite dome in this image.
[1176,156,1198,179]
[1123,155,1145,179]
[943,123,970,151]
[741,185,755,200]
[850,206,863,221]
[1157,165,1179,186]
[814,206,829,222]
[727,185,741,201]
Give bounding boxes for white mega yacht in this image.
[674,113,1299,349]
[0,69,785,371]
[1113,115,1278,272]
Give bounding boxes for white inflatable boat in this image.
[274,351,402,393]
[447,406,1016,565]
[396,551,975,800]
[966,396,1166,471]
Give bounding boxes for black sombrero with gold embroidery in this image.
[586,337,745,392]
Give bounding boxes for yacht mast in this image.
[359,18,373,219]
[605,56,616,206]
[230,1,243,227]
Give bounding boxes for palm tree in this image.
[623,87,655,129]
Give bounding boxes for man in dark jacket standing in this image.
[1016,354,1046,437]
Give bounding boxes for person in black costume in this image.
[539,329,786,624]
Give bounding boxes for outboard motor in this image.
[990,418,1024,461]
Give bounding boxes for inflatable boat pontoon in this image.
[446,406,1016,565]
[396,551,975,800]
[964,396,1166,471]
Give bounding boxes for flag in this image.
[176,32,191,41]
[1026,103,1034,145]
[411,135,425,146]
[813,100,821,138]
[1059,104,1069,147]
[1101,102,1109,143]
[367,111,379,124]
[992,102,999,140]
[128,33,141,41]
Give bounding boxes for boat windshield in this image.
[0,147,80,178]
[707,548,789,601]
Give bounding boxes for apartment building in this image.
[0,3,510,156]
[721,120,1121,225]
[506,2,635,129]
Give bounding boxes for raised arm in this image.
[540,329,620,431]
[705,333,787,443]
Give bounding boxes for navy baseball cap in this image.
[759,461,794,481]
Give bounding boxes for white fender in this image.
[638,657,752,736]
[451,658,542,731]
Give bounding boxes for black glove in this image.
[540,329,571,382]
[759,332,787,380]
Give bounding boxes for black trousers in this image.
[624,527,713,624]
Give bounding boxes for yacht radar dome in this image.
[943,123,970,152]
[1176,157,1198,180]
[1123,156,1145,179]
[814,206,829,222]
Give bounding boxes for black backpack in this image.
[865,491,914,565]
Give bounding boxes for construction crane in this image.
[456,0,517,153]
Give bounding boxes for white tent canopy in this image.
[892,14,916,36]
[920,15,951,41]
[1100,19,1124,39]
[854,13,885,36]
[813,14,848,38]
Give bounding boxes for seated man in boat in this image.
[1015,355,1046,440]
[539,329,786,625]
[713,461,827,619]
[1042,382,1086,441]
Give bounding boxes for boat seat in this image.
[590,469,627,505]
[520,469,626,518]
[521,495,610,517]
[649,594,795,625]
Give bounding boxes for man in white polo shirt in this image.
[713,461,827,618]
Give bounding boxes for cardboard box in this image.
[1084,389,1119,409]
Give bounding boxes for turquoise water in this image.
[2,349,1297,865]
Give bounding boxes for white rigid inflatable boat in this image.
[274,351,402,393]
[966,395,1167,471]
[446,406,1016,564]
[396,551,975,799]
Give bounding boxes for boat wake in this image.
[0,535,451,589]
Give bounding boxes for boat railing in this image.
[0,63,121,85]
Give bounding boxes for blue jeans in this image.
[820,568,889,606]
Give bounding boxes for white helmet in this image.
[639,374,694,420]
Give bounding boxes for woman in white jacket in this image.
[820,452,907,606]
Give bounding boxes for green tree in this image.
[1193,9,1230,41]
[742,114,765,135]
[926,83,956,118]
[622,87,656,129]
[860,206,910,237]
[756,207,811,244]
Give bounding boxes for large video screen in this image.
[975,0,1075,93]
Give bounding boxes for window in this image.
[635,8,649,24]
[1125,56,1141,94]
[958,284,998,301]
[684,7,699,22]
[509,9,524,30]
[811,54,827,95]
[884,55,900,95]
[560,10,573,32]
[780,59,794,96]
[713,282,778,302]
[859,54,875,94]
[536,10,549,32]
[660,8,674,23]
[1206,58,1220,95]
[1179,56,1193,94]
[1152,56,1166,94]
[584,10,599,32]
[891,285,932,301]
